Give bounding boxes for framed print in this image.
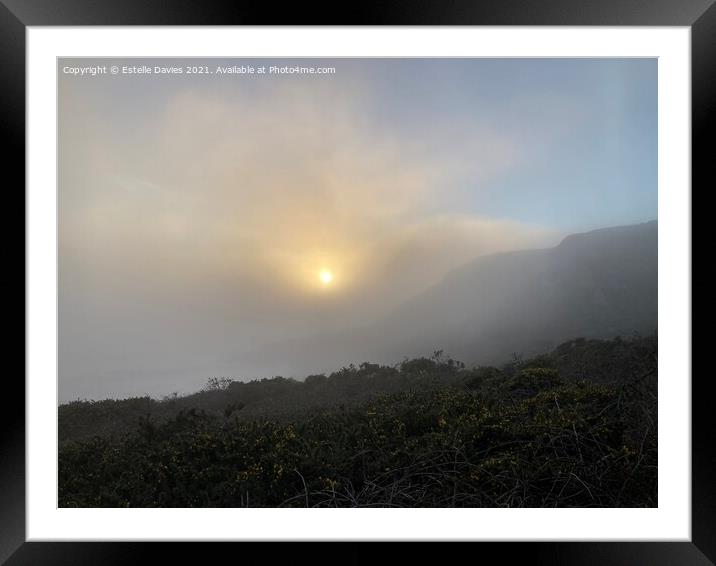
[4,0,708,564]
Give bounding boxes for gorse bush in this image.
[58,335,657,508]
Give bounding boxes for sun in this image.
[319,269,334,285]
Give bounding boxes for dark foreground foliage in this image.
[59,335,656,507]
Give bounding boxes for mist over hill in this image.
[244,221,657,376]
[380,219,657,364]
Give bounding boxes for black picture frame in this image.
[4,1,707,564]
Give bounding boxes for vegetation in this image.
[59,335,657,507]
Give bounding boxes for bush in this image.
[58,335,657,507]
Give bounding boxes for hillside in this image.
[381,220,658,364]
[59,334,656,445]
[59,335,657,507]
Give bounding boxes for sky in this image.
[58,58,657,401]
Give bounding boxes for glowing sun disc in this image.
[319,270,334,285]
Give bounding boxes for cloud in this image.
[61,82,548,291]
[58,73,561,399]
